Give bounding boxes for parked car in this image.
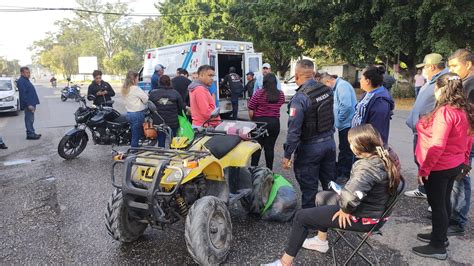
[0,77,19,115]
[281,76,298,102]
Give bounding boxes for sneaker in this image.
[428,206,432,212]
[0,143,7,149]
[447,225,465,236]
[416,233,449,247]
[261,259,282,266]
[412,244,447,260]
[302,236,329,253]
[404,188,427,198]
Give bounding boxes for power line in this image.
[0,6,210,17]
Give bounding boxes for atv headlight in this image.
[0,96,14,102]
[165,167,189,183]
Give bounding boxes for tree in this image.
[158,0,240,44]
[230,1,304,77]
[75,0,131,59]
[303,0,474,75]
[125,18,165,72]
[38,45,78,79]
[103,49,138,75]
[0,57,21,76]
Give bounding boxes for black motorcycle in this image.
[57,96,157,159]
[61,79,81,102]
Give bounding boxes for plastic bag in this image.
[176,110,194,142]
[261,174,297,222]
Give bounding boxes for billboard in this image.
[78,56,98,74]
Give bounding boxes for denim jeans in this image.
[157,127,178,148]
[231,94,239,120]
[126,111,145,148]
[294,137,336,209]
[24,108,36,136]
[415,86,422,98]
[450,145,473,229]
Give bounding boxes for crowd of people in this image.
[3,46,473,263]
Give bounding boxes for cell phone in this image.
[329,181,342,195]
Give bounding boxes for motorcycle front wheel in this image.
[58,132,88,159]
[61,95,67,102]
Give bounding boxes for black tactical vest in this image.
[300,82,334,141]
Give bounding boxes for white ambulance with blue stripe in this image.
[139,39,262,116]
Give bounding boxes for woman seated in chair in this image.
[265,124,402,266]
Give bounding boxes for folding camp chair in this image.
[330,178,406,266]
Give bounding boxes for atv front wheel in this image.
[185,196,232,265]
[105,188,147,242]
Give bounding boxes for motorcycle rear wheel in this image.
[58,133,88,159]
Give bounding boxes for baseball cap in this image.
[262,63,271,69]
[155,64,166,71]
[246,72,254,76]
[416,53,443,68]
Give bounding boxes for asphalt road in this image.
[0,82,472,265]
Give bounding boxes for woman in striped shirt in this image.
[248,73,285,170]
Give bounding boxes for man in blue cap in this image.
[151,64,166,91]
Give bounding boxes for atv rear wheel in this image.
[105,188,147,242]
[185,196,232,265]
[241,167,274,214]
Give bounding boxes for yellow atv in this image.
[104,110,272,265]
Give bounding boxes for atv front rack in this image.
[110,147,211,224]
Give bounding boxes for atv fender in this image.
[220,141,261,168]
[159,158,225,189]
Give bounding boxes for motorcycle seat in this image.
[113,115,129,124]
[203,135,241,159]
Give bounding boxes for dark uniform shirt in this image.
[284,79,333,159]
[87,81,115,106]
[223,73,243,99]
[171,75,192,107]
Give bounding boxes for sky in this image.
[0,0,158,65]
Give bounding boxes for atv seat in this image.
[204,135,241,159]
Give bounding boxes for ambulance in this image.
[139,39,263,116]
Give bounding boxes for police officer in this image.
[282,59,336,209]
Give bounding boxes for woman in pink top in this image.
[248,73,285,170]
[414,69,426,98]
[412,73,474,259]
